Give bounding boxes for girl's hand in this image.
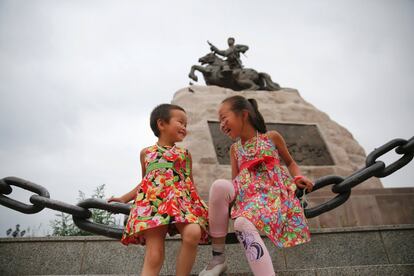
[107,196,126,204]
[294,176,314,192]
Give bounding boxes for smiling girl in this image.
[109,104,208,276]
[200,96,313,276]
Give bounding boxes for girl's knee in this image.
[181,224,201,245]
[234,217,245,232]
[145,247,164,267]
[210,179,232,200]
[234,217,256,232]
[211,179,232,190]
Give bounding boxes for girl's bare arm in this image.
[268,131,313,191]
[187,151,199,191]
[230,143,239,180]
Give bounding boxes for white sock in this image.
[207,243,225,269]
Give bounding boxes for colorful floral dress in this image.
[231,133,310,248]
[121,144,209,245]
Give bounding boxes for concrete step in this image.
[59,264,414,275]
[1,225,413,275]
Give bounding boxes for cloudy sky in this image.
[1,0,413,236]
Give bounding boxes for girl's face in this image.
[218,102,244,139]
[159,109,187,142]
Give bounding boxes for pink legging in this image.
[208,179,275,276]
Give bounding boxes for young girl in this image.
[109,104,208,276]
[199,95,313,276]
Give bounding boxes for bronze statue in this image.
[208,37,248,72]
[188,38,281,91]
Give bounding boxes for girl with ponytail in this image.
[199,95,313,276]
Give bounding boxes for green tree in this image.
[86,184,116,226]
[50,184,119,236]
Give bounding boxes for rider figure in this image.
[209,37,249,73]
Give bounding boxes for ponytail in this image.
[222,95,267,134]
[247,98,267,134]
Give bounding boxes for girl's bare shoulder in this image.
[266,130,283,142]
[140,146,150,154]
[140,145,154,157]
[230,141,239,152]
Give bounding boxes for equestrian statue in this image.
[188,37,281,91]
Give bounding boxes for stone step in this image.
[63,264,414,276]
[1,225,413,275]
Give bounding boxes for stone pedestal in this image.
[172,85,382,201]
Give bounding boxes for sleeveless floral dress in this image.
[121,144,209,245]
[231,133,310,248]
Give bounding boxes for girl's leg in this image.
[209,179,235,237]
[141,225,169,276]
[175,223,202,276]
[200,179,235,275]
[234,217,275,276]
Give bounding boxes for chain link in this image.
[396,136,414,154]
[0,177,50,214]
[0,136,413,241]
[301,175,351,218]
[29,195,92,218]
[0,178,12,195]
[73,199,130,239]
[365,138,414,177]
[331,161,385,194]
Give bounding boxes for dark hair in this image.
[150,104,186,137]
[222,95,267,133]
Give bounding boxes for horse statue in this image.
[188,52,281,91]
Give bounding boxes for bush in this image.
[50,184,119,236]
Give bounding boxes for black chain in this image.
[0,136,413,243]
